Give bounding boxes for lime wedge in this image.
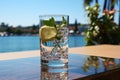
[39,25,57,42]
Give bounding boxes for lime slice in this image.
[39,25,57,42]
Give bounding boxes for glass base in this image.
[41,59,68,67]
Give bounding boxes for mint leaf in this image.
[42,20,53,26]
[42,17,55,27]
[62,17,67,24]
[42,17,67,28]
[50,17,55,25]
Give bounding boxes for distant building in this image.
[0,32,8,36]
[68,23,89,35]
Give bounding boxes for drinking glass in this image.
[39,15,69,68]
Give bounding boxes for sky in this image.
[0,0,119,27]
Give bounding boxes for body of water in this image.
[0,36,86,53]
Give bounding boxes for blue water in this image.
[0,36,86,53]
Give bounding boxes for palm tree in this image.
[103,0,118,20]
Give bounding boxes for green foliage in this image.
[42,17,55,27]
[42,17,67,28]
[85,4,120,45]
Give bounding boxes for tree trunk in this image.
[95,0,98,4]
[111,0,115,20]
[118,0,120,27]
[110,0,115,10]
[103,0,108,12]
[108,0,111,10]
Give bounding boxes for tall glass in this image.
[39,15,69,68]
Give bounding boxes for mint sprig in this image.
[42,17,55,26]
[42,17,67,27]
[42,17,67,50]
[62,17,67,25]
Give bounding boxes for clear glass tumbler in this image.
[39,15,69,68]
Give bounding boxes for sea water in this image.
[0,36,86,53]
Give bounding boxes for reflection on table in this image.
[0,54,120,80]
[41,65,68,80]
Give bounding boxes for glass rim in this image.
[39,14,69,17]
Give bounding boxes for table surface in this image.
[0,53,120,80]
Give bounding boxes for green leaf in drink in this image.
[42,17,55,27]
[40,17,67,43]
